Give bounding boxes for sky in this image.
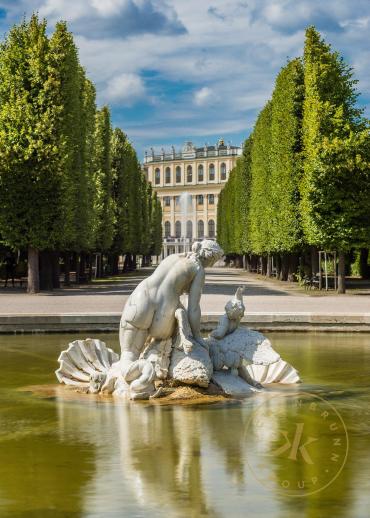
[0,0,370,160]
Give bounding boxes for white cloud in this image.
[104,73,146,105]
[2,0,370,156]
[194,87,214,106]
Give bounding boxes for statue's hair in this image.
[192,239,224,261]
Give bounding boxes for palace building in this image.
[143,139,242,257]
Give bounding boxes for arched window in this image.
[198,164,204,182]
[176,166,181,183]
[220,163,226,180]
[208,219,215,238]
[186,220,193,238]
[155,168,160,185]
[175,221,181,238]
[165,166,171,184]
[186,165,192,183]
[164,221,171,237]
[209,163,215,181]
[198,220,204,238]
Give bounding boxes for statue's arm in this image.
[188,268,205,343]
[210,314,229,339]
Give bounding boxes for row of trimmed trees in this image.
[217,27,370,292]
[0,15,162,293]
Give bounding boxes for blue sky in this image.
[1,0,370,159]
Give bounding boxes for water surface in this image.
[0,332,369,517]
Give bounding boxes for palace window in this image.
[155,168,160,185]
[197,194,204,205]
[208,194,214,205]
[220,163,226,180]
[209,163,215,181]
[164,221,171,237]
[208,219,215,238]
[175,220,181,238]
[186,165,193,183]
[176,166,181,183]
[165,166,171,184]
[164,196,171,207]
[175,195,180,206]
[186,220,193,238]
[198,220,204,238]
[198,164,204,182]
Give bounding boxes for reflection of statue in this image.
[56,240,300,400]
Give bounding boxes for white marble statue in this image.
[55,240,300,399]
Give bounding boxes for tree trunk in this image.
[338,251,346,294]
[261,256,267,276]
[359,248,369,279]
[52,251,60,289]
[79,252,87,283]
[132,254,137,271]
[112,253,119,275]
[88,254,93,281]
[266,254,272,277]
[64,253,71,286]
[310,246,319,277]
[244,254,251,272]
[123,253,131,272]
[39,250,53,291]
[280,254,289,281]
[276,255,282,279]
[288,254,299,282]
[75,253,80,284]
[251,255,258,272]
[27,246,40,294]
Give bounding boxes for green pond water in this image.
[0,332,370,518]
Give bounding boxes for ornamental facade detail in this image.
[144,139,242,257]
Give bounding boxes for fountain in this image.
[56,239,299,401]
[179,191,192,253]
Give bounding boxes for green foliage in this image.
[0,15,64,250]
[270,58,304,253]
[301,26,370,251]
[93,106,115,251]
[249,101,273,254]
[111,128,158,257]
[217,27,370,265]
[49,21,83,250]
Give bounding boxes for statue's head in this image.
[225,286,245,320]
[192,240,224,267]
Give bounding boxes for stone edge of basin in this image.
[0,313,369,333]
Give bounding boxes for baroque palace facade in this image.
[143,139,242,257]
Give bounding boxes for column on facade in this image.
[192,194,197,241]
[214,194,218,236]
[204,192,208,238]
[170,196,175,238]
[215,158,220,184]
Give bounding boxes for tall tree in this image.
[270,58,304,277]
[93,106,115,254]
[301,26,370,292]
[249,101,273,257]
[0,15,64,293]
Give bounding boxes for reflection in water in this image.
[0,332,369,517]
